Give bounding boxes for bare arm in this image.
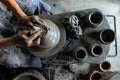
[0,37,15,48]
[0,0,46,48]
[0,0,27,47]
[0,0,26,19]
[0,29,43,48]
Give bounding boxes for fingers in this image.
[33,37,41,46]
[17,28,45,47]
[32,16,45,26]
[18,30,29,34]
[26,31,41,47]
[26,34,41,47]
[27,41,33,47]
[29,29,43,41]
[26,22,35,30]
[22,34,29,40]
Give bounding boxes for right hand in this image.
[13,29,45,47]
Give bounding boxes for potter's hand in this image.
[21,16,48,32]
[13,29,45,47]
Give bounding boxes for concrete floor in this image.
[45,0,120,72]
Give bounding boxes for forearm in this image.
[0,0,26,19]
[0,37,16,48]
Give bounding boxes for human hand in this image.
[21,16,48,33]
[19,16,48,47]
[13,29,45,47]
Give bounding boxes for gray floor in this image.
[45,0,120,72]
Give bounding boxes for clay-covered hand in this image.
[21,16,48,32]
[13,29,46,47]
[19,16,49,47]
